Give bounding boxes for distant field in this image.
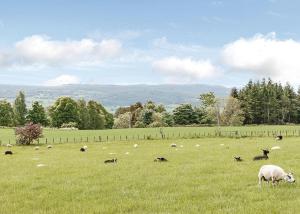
[0,137,299,213]
[1,125,300,145]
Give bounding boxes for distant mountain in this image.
[0,84,230,111]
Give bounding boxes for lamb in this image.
[171,143,177,147]
[276,135,283,140]
[4,151,13,155]
[258,164,295,186]
[271,146,281,150]
[234,156,243,162]
[253,149,269,161]
[47,145,53,149]
[104,158,117,164]
[154,157,168,162]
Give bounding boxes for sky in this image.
[1,0,300,87]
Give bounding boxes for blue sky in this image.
[0,0,300,87]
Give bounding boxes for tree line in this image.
[1,78,299,129]
[0,92,113,129]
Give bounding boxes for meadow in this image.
[0,136,300,213]
[2,125,300,145]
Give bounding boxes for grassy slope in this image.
[0,137,299,213]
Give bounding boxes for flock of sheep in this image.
[3,134,296,187]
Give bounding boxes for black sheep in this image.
[80,148,86,152]
[276,135,283,140]
[253,149,269,161]
[104,158,117,164]
[154,157,168,162]
[234,156,243,162]
[4,151,13,155]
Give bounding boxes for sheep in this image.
[271,146,281,150]
[35,146,39,150]
[258,164,295,186]
[104,158,117,164]
[276,135,283,141]
[4,151,13,155]
[253,149,269,161]
[6,144,12,147]
[195,144,200,147]
[154,157,168,162]
[83,145,88,150]
[171,143,177,147]
[133,144,138,148]
[80,147,86,152]
[47,145,53,149]
[234,156,243,162]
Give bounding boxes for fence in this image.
[1,129,300,145]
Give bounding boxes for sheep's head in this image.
[284,173,295,183]
[262,149,269,155]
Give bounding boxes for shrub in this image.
[61,122,78,128]
[15,123,43,145]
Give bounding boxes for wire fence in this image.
[1,129,300,145]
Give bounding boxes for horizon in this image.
[1,0,300,87]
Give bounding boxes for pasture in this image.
[0,137,300,213]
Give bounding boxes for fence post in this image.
[87,137,89,142]
[99,136,101,142]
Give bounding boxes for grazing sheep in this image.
[4,151,13,155]
[47,145,52,149]
[180,145,184,148]
[220,144,224,146]
[37,164,46,167]
[104,158,117,164]
[133,144,138,148]
[6,144,12,147]
[35,146,39,150]
[271,146,281,150]
[154,157,168,162]
[195,144,200,147]
[258,164,295,186]
[171,143,177,147]
[276,135,283,140]
[83,145,88,150]
[234,156,243,162]
[80,147,86,152]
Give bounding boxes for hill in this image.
[0,84,230,111]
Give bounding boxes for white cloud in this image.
[44,75,80,86]
[222,32,300,83]
[0,35,122,69]
[152,56,220,82]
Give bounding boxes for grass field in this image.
[2,125,300,145]
[0,137,300,213]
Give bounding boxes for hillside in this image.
[0,84,230,111]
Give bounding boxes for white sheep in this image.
[258,164,295,186]
[170,143,177,147]
[133,144,138,148]
[6,144,12,147]
[271,146,281,150]
[35,146,39,150]
[47,145,53,149]
[83,145,88,150]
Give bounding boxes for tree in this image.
[49,97,79,128]
[77,99,89,130]
[173,104,198,125]
[221,97,245,126]
[26,101,48,126]
[113,112,131,129]
[140,109,154,126]
[199,92,221,126]
[0,100,14,126]
[14,91,27,126]
[87,101,105,129]
[15,123,43,145]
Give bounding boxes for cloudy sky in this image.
[1,0,300,87]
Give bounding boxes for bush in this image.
[15,123,43,145]
[60,122,78,128]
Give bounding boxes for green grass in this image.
[1,125,300,145]
[0,137,300,213]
